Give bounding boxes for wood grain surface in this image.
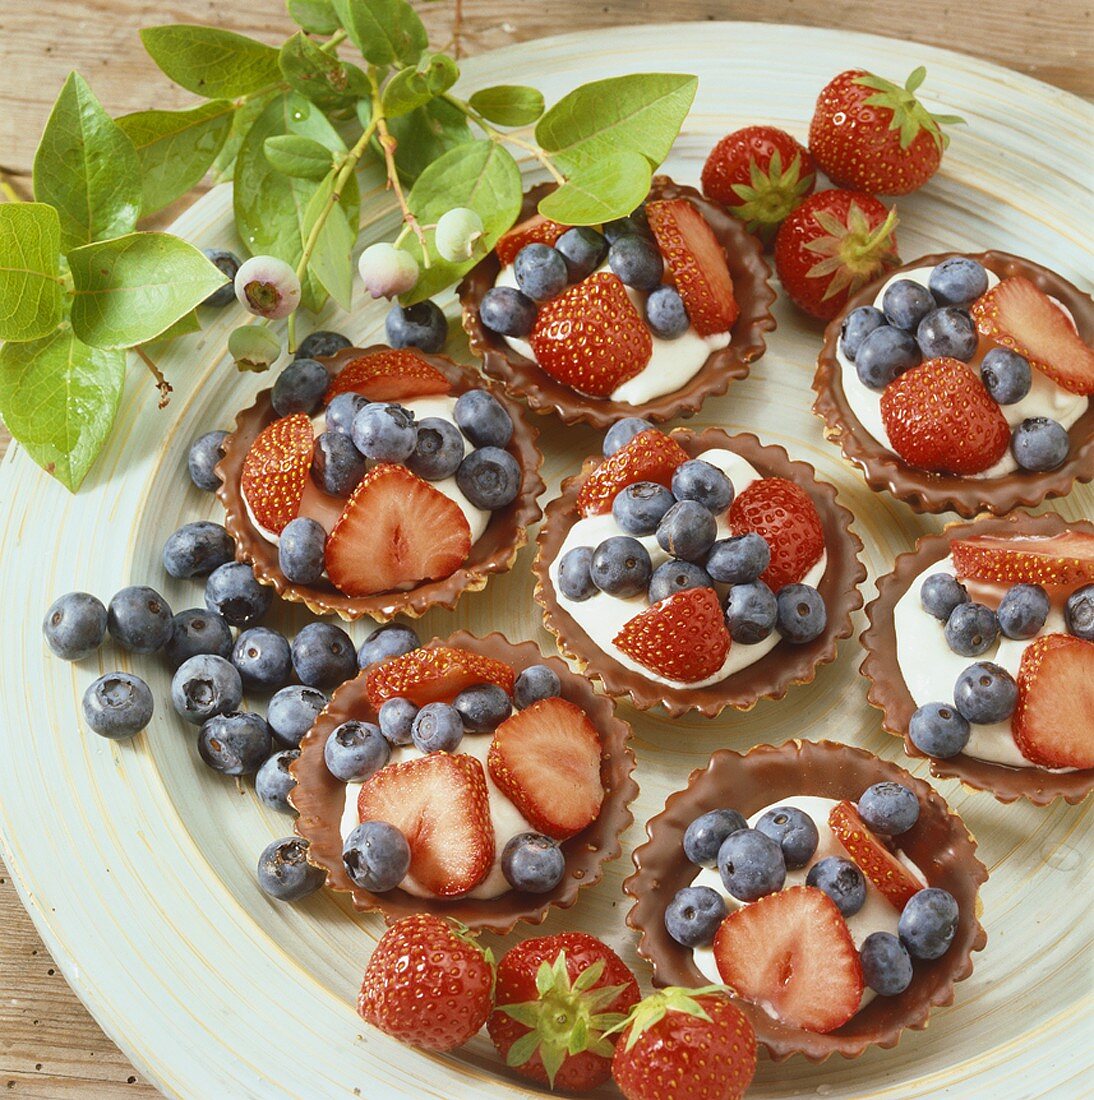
[0,2,1089,1097]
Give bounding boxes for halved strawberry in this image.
[880,357,1010,475]
[646,198,739,335]
[1013,633,1094,769]
[728,477,825,592]
[496,214,569,266]
[576,428,689,516]
[324,348,450,403]
[952,532,1094,588]
[829,801,921,910]
[712,885,863,1034]
[613,587,730,683]
[971,277,1094,395]
[356,753,494,897]
[366,644,515,709]
[487,697,603,840]
[529,272,652,398]
[324,464,470,597]
[241,413,314,534]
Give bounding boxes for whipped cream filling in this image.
[837,265,1088,478]
[547,448,827,689]
[691,795,927,1017]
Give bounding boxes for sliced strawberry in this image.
[1013,633,1094,769]
[613,587,730,683]
[529,272,652,398]
[712,885,863,1034]
[728,477,825,592]
[324,464,470,597]
[576,428,689,516]
[366,645,515,709]
[829,801,921,910]
[496,214,569,266]
[241,413,314,534]
[971,277,1094,395]
[324,348,450,403]
[646,198,739,335]
[356,753,495,897]
[487,697,603,840]
[952,532,1094,588]
[880,356,1010,476]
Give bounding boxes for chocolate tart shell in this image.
[215,346,545,621]
[812,250,1094,518]
[458,176,777,429]
[861,510,1094,805]
[532,428,866,718]
[624,738,988,1062]
[288,630,639,934]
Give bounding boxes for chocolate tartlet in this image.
[289,631,638,934]
[532,427,865,718]
[624,739,988,1062]
[216,346,545,621]
[812,250,1094,517]
[862,510,1094,805]
[459,176,777,429]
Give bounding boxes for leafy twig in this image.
[135,346,172,408]
[444,94,565,184]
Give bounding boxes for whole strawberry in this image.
[774,189,900,321]
[610,986,757,1100]
[488,931,640,1093]
[358,914,494,1052]
[701,126,817,246]
[809,67,964,195]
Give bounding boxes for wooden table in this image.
[0,2,1088,1096]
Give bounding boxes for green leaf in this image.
[146,309,201,348]
[117,101,234,216]
[0,203,64,342]
[140,25,282,99]
[0,324,125,490]
[68,232,228,348]
[536,73,697,173]
[382,54,459,118]
[399,140,521,304]
[538,150,651,225]
[264,134,335,180]
[210,92,276,184]
[279,31,368,110]
[331,0,427,66]
[468,85,544,127]
[32,73,141,252]
[302,176,355,310]
[385,97,472,184]
[286,0,339,33]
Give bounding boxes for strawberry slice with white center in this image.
[971,276,1094,395]
[324,348,450,403]
[356,753,495,897]
[366,645,515,709]
[712,885,863,1034]
[241,413,314,534]
[576,428,690,516]
[829,801,921,910]
[951,532,1094,588]
[496,214,569,266]
[646,198,739,336]
[1013,633,1094,769]
[487,696,604,840]
[324,464,470,597]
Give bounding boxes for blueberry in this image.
[980,347,1031,405]
[514,243,568,301]
[202,249,241,308]
[343,821,411,892]
[375,698,416,746]
[899,887,959,959]
[706,533,770,585]
[953,661,1018,724]
[928,257,989,307]
[268,684,328,748]
[232,626,292,691]
[407,417,464,481]
[513,664,561,710]
[608,235,663,291]
[1012,417,1069,471]
[278,517,327,585]
[664,885,727,948]
[612,481,676,536]
[453,389,513,449]
[82,673,154,739]
[645,285,689,339]
[754,805,819,869]
[908,701,971,758]
[603,210,650,242]
[188,430,229,491]
[456,446,521,509]
[325,391,368,436]
[776,584,827,644]
[555,226,608,280]
[352,402,418,463]
[558,546,597,601]
[163,609,233,668]
[672,460,734,514]
[859,931,914,996]
[854,325,921,390]
[411,702,464,753]
[205,562,271,628]
[257,837,325,901]
[916,307,978,361]
[357,623,420,670]
[858,782,920,835]
[656,500,717,563]
[324,720,390,782]
[256,749,299,813]
[724,581,778,644]
[298,330,352,360]
[479,286,538,337]
[920,573,968,621]
[43,592,107,660]
[806,856,867,918]
[291,622,356,688]
[882,279,936,331]
[162,521,234,579]
[198,711,272,775]
[385,299,447,353]
[717,828,786,902]
[997,583,1050,639]
[649,560,714,604]
[603,417,653,455]
[454,683,512,730]
[840,305,886,360]
[311,431,366,496]
[272,357,330,417]
[683,808,748,868]
[171,654,243,726]
[501,832,565,893]
[1065,585,1094,640]
[107,585,173,653]
[944,601,999,657]
[590,536,652,597]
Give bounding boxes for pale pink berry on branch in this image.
[435,207,484,262]
[358,243,419,299]
[234,256,301,320]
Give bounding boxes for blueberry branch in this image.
[134,345,172,408]
[444,93,565,185]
